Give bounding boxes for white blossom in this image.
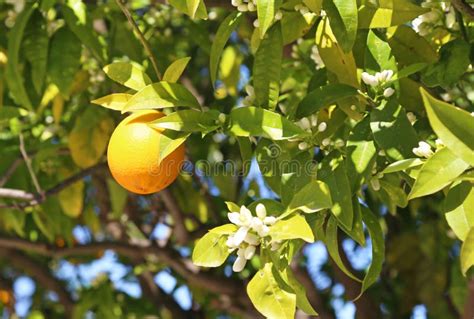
[361,72,379,87]
[274,10,283,20]
[253,19,259,28]
[321,138,331,147]
[383,87,395,98]
[406,112,417,124]
[318,122,327,132]
[412,141,434,158]
[298,142,309,150]
[370,177,381,191]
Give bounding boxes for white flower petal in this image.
[233,256,247,272]
[244,233,259,245]
[233,227,249,246]
[257,225,270,237]
[227,212,242,225]
[250,217,263,231]
[244,245,256,260]
[383,87,395,98]
[256,203,267,219]
[240,206,253,221]
[263,216,276,226]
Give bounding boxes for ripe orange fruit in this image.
[107,110,185,194]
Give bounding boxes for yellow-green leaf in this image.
[103,62,151,91]
[91,93,133,111]
[461,227,474,275]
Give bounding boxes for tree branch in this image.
[159,189,190,245]
[115,0,162,80]
[452,0,474,20]
[0,157,22,187]
[0,162,106,209]
[0,249,74,316]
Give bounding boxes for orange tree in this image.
[0,0,474,318]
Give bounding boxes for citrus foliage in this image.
[0,0,474,318]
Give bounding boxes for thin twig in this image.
[0,158,22,187]
[115,0,162,80]
[19,133,44,198]
[452,0,474,20]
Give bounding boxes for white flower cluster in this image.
[294,4,310,15]
[361,70,395,98]
[231,0,257,12]
[412,1,457,36]
[295,117,328,150]
[310,45,325,69]
[226,204,277,272]
[412,141,434,158]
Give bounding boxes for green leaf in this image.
[5,3,35,110]
[253,23,283,109]
[365,30,397,72]
[287,180,332,214]
[225,201,241,213]
[157,131,190,163]
[296,84,358,118]
[370,99,419,161]
[210,12,243,87]
[315,17,359,87]
[68,108,114,168]
[281,11,315,45]
[63,4,107,62]
[270,214,314,242]
[91,93,133,111]
[103,62,152,91]
[444,182,474,241]
[256,0,282,39]
[229,107,306,140]
[386,25,437,66]
[341,198,366,246]
[247,263,296,319]
[163,57,191,83]
[209,224,238,235]
[358,0,428,29]
[346,116,377,192]
[323,0,358,52]
[382,158,424,174]
[22,10,48,94]
[192,231,230,267]
[422,40,470,87]
[237,137,253,177]
[461,227,474,275]
[122,82,200,112]
[48,27,82,96]
[359,206,385,296]
[148,109,220,133]
[408,147,470,200]
[169,0,208,19]
[323,216,361,282]
[319,152,354,229]
[281,268,318,316]
[420,88,474,166]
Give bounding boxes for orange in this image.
[107,110,185,194]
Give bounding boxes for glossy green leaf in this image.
[192,231,230,267]
[346,116,377,192]
[103,62,151,91]
[122,82,200,112]
[420,88,474,166]
[359,206,385,296]
[370,99,419,161]
[281,11,315,45]
[253,23,283,109]
[444,182,474,241]
[296,84,358,118]
[210,12,243,87]
[382,158,424,174]
[365,30,397,72]
[315,17,359,87]
[229,107,306,140]
[63,4,107,62]
[22,10,48,94]
[247,263,296,319]
[461,227,474,275]
[209,224,239,235]
[323,0,358,52]
[281,268,318,316]
[319,152,354,229]
[91,93,133,111]
[422,40,470,87]
[270,214,314,243]
[409,147,470,200]
[287,180,332,214]
[324,216,361,282]
[256,0,282,39]
[386,25,437,66]
[148,109,220,133]
[5,3,35,110]
[163,57,191,83]
[169,0,208,19]
[358,0,428,29]
[157,131,190,163]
